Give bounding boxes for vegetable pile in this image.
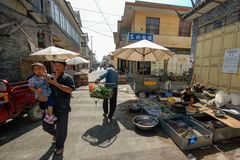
[90,86,113,99]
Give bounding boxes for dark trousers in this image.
[103,88,118,117]
[42,111,69,149]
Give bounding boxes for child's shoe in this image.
[44,115,54,124]
[49,115,57,122]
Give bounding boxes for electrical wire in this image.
[85,20,106,28]
[82,27,113,38]
[82,20,117,26]
[72,7,121,17]
[93,0,113,33]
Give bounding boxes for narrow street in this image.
[1,0,240,160]
[1,70,240,160]
[0,70,187,160]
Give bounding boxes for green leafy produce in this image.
[90,86,113,99]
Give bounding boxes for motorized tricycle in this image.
[0,79,42,124]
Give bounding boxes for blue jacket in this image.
[98,67,118,88]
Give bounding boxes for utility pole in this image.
[190,0,195,7]
[90,36,93,51]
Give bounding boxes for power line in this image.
[82,27,113,38]
[93,0,113,33]
[72,7,121,17]
[82,20,117,26]
[85,20,105,28]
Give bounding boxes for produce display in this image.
[141,99,159,107]
[203,87,218,98]
[203,120,226,129]
[142,101,175,119]
[193,83,205,92]
[90,86,113,99]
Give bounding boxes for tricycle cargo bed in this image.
[160,115,213,150]
[0,80,40,123]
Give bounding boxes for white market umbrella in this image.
[28,46,80,61]
[66,57,90,65]
[112,40,175,86]
[112,39,175,61]
[66,57,90,71]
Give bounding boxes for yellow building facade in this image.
[113,1,192,76]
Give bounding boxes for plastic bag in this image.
[215,91,231,108]
[89,83,95,92]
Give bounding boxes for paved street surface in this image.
[0,69,240,160]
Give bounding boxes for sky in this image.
[67,0,192,61]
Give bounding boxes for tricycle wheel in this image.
[28,103,42,121]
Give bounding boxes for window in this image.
[50,0,54,18]
[205,23,213,33]
[54,5,60,24]
[146,17,160,34]
[226,10,240,26]
[179,20,191,37]
[197,9,240,36]
[37,31,45,48]
[120,26,130,40]
[39,0,43,11]
[67,21,71,35]
[213,19,223,29]
[63,17,67,32]
[49,0,80,44]
[28,0,43,12]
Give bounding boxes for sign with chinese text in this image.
[223,48,240,73]
[128,32,153,42]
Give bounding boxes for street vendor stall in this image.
[112,40,175,95]
[126,84,240,151]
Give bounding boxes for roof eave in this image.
[182,0,226,21]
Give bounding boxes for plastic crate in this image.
[144,81,157,86]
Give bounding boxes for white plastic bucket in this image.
[231,93,240,105]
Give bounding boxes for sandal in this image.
[54,148,64,156]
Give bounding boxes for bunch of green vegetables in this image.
[91,86,113,99]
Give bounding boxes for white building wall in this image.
[151,54,190,76]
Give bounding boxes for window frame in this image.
[178,20,191,37]
[146,17,160,35]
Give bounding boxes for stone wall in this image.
[0,4,38,82]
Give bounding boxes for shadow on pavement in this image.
[82,119,120,148]
[183,146,219,160]
[116,100,168,138]
[216,138,240,152]
[184,137,240,160]
[39,142,56,160]
[0,116,41,146]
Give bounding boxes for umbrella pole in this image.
[141,54,145,94]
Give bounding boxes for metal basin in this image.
[214,110,226,117]
[132,115,159,130]
[128,103,142,112]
